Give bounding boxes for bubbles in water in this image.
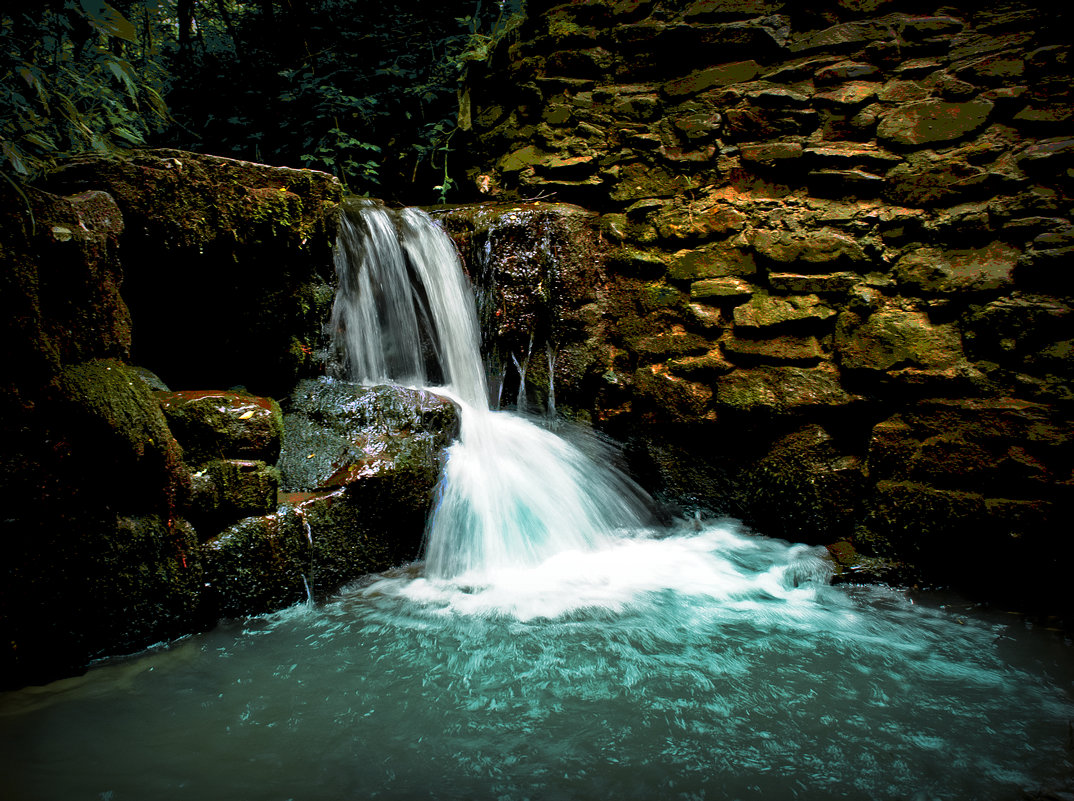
[3,522,1071,801]
[374,521,833,622]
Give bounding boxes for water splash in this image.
[422,393,647,580]
[332,201,650,580]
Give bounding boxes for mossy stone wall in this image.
[453,0,1073,612]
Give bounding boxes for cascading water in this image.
[2,200,1072,801]
[331,200,486,402]
[331,200,648,580]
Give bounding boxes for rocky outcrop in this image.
[432,203,606,415]
[156,388,284,533]
[1,365,460,686]
[453,0,1074,614]
[1,154,385,689]
[42,150,343,396]
[1,182,201,686]
[0,356,202,687]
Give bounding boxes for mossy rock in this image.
[1,187,130,389]
[45,149,341,251]
[189,459,281,534]
[299,473,431,594]
[42,150,342,395]
[3,513,205,688]
[156,390,283,467]
[738,424,866,545]
[1,354,194,686]
[715,365,856,414]
[732,294,837,329]
[845,478,1057,597]
[200,511,311,617]
[51,359,189,514]
[825,540,912,586]
[835,307,964,372]
[278,378,460,493]
[433,202,605,411]
[200,381,458,615]
[84,515,205,656]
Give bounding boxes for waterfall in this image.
[331,200,487,407]
[332,201,648,580]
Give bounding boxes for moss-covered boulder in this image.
[278,378,460,492]
[84,515,205,655]
[738,424,867,545]
[835,306,964,372]
[1,360,204,688]
[279,379,460,590]
[877,100,994,148]
[893,242,1020,295]
[52,360,190,511]
[200,510,311,617]
[715,365,857,413]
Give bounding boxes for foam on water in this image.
[369,520,837,623]
[3,521,1071,801]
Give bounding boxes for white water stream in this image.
[333,200,649,582]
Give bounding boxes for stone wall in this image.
[454,0,1074,611]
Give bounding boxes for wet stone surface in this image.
[155,390,283,467]
[277,377,460,493]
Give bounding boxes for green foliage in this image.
[1,1,527,201]
[0,2,169,185]
[155,0,526,199]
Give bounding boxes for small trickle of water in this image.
[510,351,527,414]
[299,512,314,605]
[492,361,506,411]
[546,343,557,419]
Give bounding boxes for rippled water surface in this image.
[2,522,1072,801]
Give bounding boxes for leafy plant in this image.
[0,1,169,186]
[1,1,528,202]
